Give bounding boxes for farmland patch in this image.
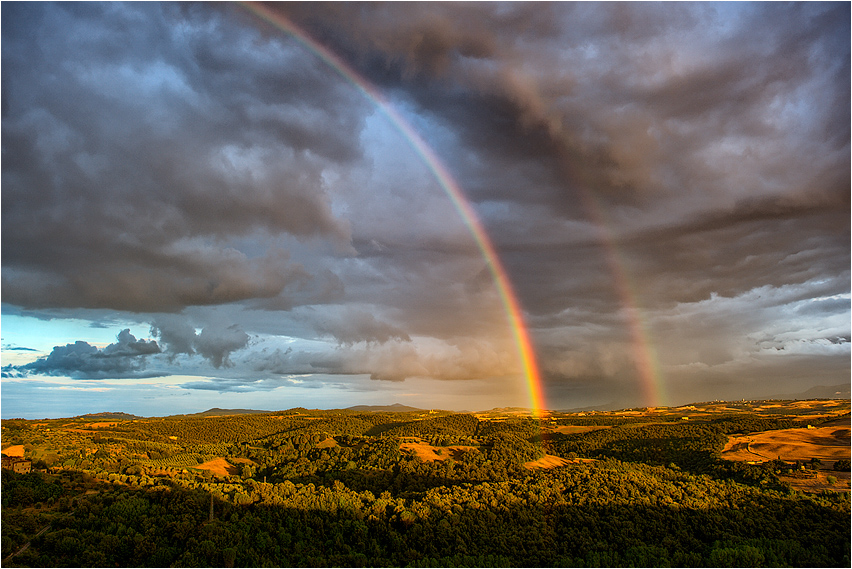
[400,439,475,462]
[721,425,850,464]
[1,445,25,457]
[195,457,238,477]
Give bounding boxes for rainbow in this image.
[581,196,667,407]
[241,2,547,415]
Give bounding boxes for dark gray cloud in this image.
[150,318,250,368]
[179,377,295,393]
[2,1,359,313]
[150,315,198,359]
[1,2,848,412]
[312,307,411,345]
[5,329,162,379]
[195,325,251,369]
[273,1,849,327]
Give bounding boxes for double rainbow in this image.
[240,3,668,415]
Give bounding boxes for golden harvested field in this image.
[524,455,596,470]
[399,440,476,462]
[721,419,851,492]
[551,425,606,435]
[316,437,338,449]
[756,399,848,412]
[525,455,570,469]
[195,457,238,477]
[721,425,850,464]
[399,439,590,470]
[2,445,25,457]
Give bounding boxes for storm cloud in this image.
[2,2,354,312]
[150,317,251,368]
[2,2,848,415]
[5,329,162,379]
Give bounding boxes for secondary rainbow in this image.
[242,2,547,415]
[582,196,667,407]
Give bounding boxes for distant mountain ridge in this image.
[56,389,852,421]
[772,384,851,401]
[177,408,273,417]
[554,402,623,413]
[346,403,423,412]
[76,412,141,420]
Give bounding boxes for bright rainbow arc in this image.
[242,2,546,416]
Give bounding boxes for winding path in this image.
[2,524,51,564]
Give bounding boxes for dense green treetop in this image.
[2,401,848,567]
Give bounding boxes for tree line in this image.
[3,459,848,567]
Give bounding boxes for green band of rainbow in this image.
[242,2,546,415]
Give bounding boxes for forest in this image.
[1,400,849,567]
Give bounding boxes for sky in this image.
[1,2,849,419]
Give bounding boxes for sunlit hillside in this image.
[2,399,849,567]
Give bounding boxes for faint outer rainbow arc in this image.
[581,195,667,407]
[242,2,546,416]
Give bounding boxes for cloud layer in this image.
[2,2,848,413]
